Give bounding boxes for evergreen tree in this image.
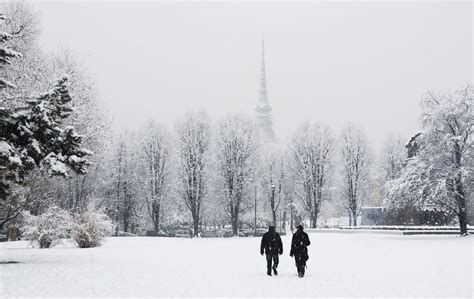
[0,15,91,228]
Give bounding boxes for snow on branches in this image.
[177,111,211,237]
[71,207,113,248]
[215,114,257,235]
[290,122,336,228]
[21,204,112,248]
[385,86,473,235]
[140,120,171,234]
[0,14,22,90]
[339,125,370,226]
[21,205,72,248]
[0,75,92,200]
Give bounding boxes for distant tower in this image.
[255,40,276,142]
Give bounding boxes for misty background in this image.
[33,1,472,149]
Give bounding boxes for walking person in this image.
[290,225,311,278]
[260,226,283,276]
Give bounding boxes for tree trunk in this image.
[311,213,317,228]
[352,210,358,226]
[231,210,239,236]
[153,219,159,235]
[348,212,352,226]
[153,202,160,234]
[193,221,199,237]
[455,175,468,236]
[458,211,468,236]
[454,143,468,236]
[123,219,129,233]
[231,217,238,236]
[457,185,468,235]
[192,212,200,237]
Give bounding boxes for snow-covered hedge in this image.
[21,206,72,248]
[71,209,113,248]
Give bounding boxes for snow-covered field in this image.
[0,233,472,297]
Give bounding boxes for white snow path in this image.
[0,233,472,297]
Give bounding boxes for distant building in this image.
[255,40,276,143]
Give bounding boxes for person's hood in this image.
[268,226,276,233]
[296,225,304,230]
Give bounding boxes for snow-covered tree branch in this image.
[290,122,335,228]
[215,114,257,235]
[177,111,211,237]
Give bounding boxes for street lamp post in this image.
[254,184,257,235]
[279,210,282,233]
[271,184,276,226]
[290,195,294,233]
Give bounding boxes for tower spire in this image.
[260,39,266,92]
[255,39,275,142]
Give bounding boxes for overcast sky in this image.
[33,1,472,151]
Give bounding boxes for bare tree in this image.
[110,132,141,234]
[1,1,40,54]
[215,114,257,235]
[177,111,211,237]
[141,120,170,234]
[340,125,370,226]
[259,144,286,227]
[290,122,335,228]
[379,135,406,182]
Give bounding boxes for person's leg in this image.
[272,255,279,275]
[266,254,272,275]
[295,256,302,276]
[298,255,306,277]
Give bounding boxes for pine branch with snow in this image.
[1,75,92,200]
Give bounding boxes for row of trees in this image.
[139,87,470,235]
[105,114,377,236]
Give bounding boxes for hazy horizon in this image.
[33,1,472,151]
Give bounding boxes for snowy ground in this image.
[0,233,472,297]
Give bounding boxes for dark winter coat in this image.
[290,228,310,261]
[260,228,283,256]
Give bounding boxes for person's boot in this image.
[272,266,278,276]
[267,269,272,276]
[297,266,302,277]
[300,266,305,278]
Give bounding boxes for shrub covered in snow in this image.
[21,206,72,248]
[71,209,113,248]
